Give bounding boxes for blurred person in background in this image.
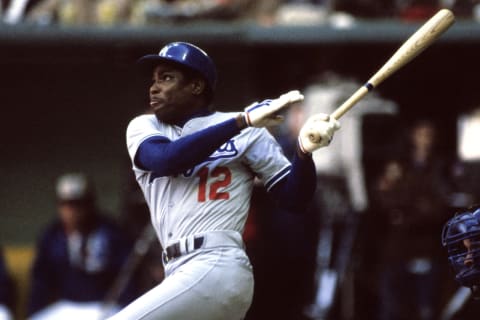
[22,0,277,26]
[127,0,283,25]
[298,73,397,318]
[301,73,398,216]
[371,119,454,320]
[27,173,136,320]
[24,0,132,26]
[333,0,397,18]
[1,0,40,23]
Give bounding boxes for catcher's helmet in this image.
[137,42,217,93]
[442,205,480,296]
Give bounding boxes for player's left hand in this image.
[298,113,340,153]
[243,90,304,127]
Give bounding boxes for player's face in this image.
[412,123,435,150]
[58,202,90,233]
[149,63,200,125]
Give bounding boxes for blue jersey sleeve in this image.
[135,118,241,176]
[269,148,316,211]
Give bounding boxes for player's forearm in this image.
[136,118,243,176]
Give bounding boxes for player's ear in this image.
[190,79,206,95]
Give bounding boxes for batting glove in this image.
[243,90,304,127]
[298,113,340,153]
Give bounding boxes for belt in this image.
[163,236,204,263]
[162,231,243,264]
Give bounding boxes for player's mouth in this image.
[150,97,164,109]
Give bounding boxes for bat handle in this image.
[330,83,373,120]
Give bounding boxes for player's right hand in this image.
[243,90,304,127]
[298,113,340,153]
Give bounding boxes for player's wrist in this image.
[236,113,248,129]
[297,138,312,157]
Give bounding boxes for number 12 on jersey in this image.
[197,166,231,202]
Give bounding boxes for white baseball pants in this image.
[107,230,254,320]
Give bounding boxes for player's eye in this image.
[151,73,174,83]
[448,242,467,256]
[162,74,174,81]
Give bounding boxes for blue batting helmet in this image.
[137,42,217,92]
[442,205,480,296]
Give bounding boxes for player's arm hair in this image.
[135,118,241,176]
[269,146,316,211]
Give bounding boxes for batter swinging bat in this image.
[330,8,455,120]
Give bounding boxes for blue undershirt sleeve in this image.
[269,150,316,211]
[135,118,241,176]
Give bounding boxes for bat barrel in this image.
[368,8,455,88]
[330,8,455,120]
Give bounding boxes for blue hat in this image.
[137,42,217,93]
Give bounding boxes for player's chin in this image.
[154,108,178,125]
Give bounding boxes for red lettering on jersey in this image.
[197,166,231,202]
[197,167,209,202]
[209,167,231,200]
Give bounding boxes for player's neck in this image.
[174,108,213,127]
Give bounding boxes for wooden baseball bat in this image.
[330,8,455,120]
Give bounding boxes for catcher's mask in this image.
[442,205,480,297]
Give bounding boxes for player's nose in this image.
[150,81,162,94]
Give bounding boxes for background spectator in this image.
[299,73,397,319]
[27,173,136,320]
[24,0,132,25]
[370,119,454,320]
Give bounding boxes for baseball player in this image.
[442,205,480,299]
[108,42,340,320]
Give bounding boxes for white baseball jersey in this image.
[126,112,291,248]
